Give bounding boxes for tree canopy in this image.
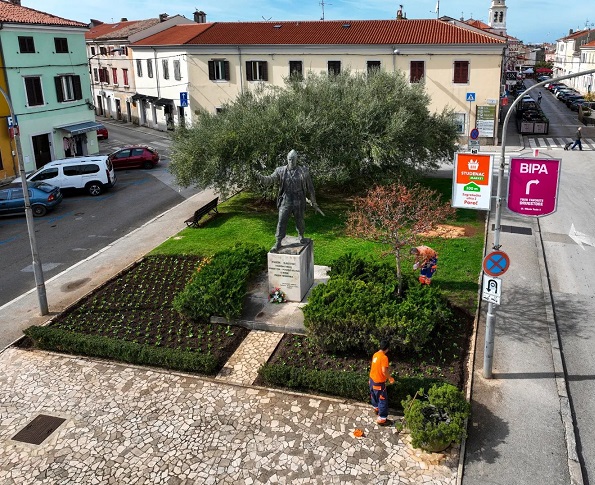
[169,70,459,197]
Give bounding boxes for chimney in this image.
[90,19,104,27]
[194,10,207,23]
[569,29,573,35]
[159,13,168,22]
[9,0,21,5]
[120,18,128,22]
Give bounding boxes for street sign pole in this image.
[483,67,595,379]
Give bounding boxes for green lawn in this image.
[151,179,486,314]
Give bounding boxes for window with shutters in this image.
[55,75,82,102]
[100,46,107,55]
[112,68,118,85]
[173,60,181,81]
[90,46,96,56]
[246,61,268,81]
[98,67,109,84]
[162,60,169,80]
[136,59,143,77]
[93,68,99,83]
[54,37,68,53]
[328,61,341,76]
[289,61,303,80]
[453,61,469,84]
[208,59,230,81]
[410,61,425,83]
[367,61,381,74]
[147,59,153,78]
[122,69,129,86]
[24,77,44,106]
[18,36,35,53]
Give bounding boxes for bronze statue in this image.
[255,150,324,252]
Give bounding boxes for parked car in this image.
[96,124,108,140]
[0,182,63,217]
[551,84,568,93]
[537,75,551,82]
[558,90,580,101]
[108,145,160,170]
[16,156,116,196]
[564,95,584,107]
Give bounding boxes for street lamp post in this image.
[483,67,595,379]
[0,86,48,315]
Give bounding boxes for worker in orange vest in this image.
[369,340,395,426]
[411,245,438,285]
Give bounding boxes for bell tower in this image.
[488,0,507,36]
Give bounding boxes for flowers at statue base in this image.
[269,287,287,304]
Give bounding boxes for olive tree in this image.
[169,70,458,197]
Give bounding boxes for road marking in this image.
[569,223,595,250]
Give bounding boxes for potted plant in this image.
[401,383,471,452]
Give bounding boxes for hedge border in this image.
[24,325,219,375]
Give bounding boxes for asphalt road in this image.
[0,120,200,307]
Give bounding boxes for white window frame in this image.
[453,113,466,134]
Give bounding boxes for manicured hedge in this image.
[24,326,219,375]
[173,242,267,322]
[258,363,442,412]
[303,253,455,354]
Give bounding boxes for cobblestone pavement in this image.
[0,348,458,484]
[217,331,284,385]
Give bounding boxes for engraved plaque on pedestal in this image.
[268,237,314,302]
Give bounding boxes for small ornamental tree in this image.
[346,182,455,296]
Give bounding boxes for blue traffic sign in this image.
[483,251,510,277]
[466,92,476,102]
[470,128,480,140]
[180,92,189,107]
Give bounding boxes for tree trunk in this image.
[395,248,403,297]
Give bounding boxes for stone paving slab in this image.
[0,349,458,484]
[217,330,284,385]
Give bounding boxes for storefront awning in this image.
[130,93,145,101]
[56,121,104,135]
[154,98,171,106]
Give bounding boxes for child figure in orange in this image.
[411,245,438,285]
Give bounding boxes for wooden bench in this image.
[184,197,219,228]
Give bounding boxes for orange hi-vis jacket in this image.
[415,245,437,264]
[369,350,389,383]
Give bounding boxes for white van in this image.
[25,156,116,196]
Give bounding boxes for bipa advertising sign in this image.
[508,157,561,217]
[452,153,493,210]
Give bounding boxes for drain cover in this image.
[12,414,66,445]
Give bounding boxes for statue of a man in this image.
[255,149,323,252]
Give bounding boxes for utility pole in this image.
[0,86,48,315]
[320,0,331,20]
[483,67,595,378]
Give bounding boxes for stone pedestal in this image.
[267,237,314,302]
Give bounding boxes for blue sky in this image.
[25,0,593,44]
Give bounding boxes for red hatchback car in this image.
[108,145,160,170]
[96,124,108,140]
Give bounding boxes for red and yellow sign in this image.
[452,153,493,210]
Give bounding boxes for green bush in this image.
[173,242,267,322]
[304,254,454,353]
[24,325,219,375]
[402,383,471,451]
[258,362,443,411]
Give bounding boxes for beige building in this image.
[133,18,505,142]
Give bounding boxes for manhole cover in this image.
[12,414,66,445]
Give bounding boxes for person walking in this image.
[537,91,542,105]
[570,126,583,151]
[411,245,438,285]
[369,340,395,426]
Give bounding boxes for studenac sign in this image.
[452,153,493,210]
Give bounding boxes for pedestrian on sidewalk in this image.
[369,340,395,426]
[411,245,438,285]
[570,126,583,151]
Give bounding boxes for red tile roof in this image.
[558,29,593,41]
[134,19,505,47]
[465,19,491,30]
[0,0,86,27]
[86,18,161,40]
[132,23,214,46]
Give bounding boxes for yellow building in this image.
[0,54,17,182]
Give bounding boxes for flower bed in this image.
[24,255,250,374]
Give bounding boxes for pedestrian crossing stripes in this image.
[525,137,593,149]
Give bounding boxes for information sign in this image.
[507,157,561,217]
[452,153,493,210]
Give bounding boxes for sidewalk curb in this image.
[534,218,584,485]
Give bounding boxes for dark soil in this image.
[259,304,473,390]
[46,256,249,369]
